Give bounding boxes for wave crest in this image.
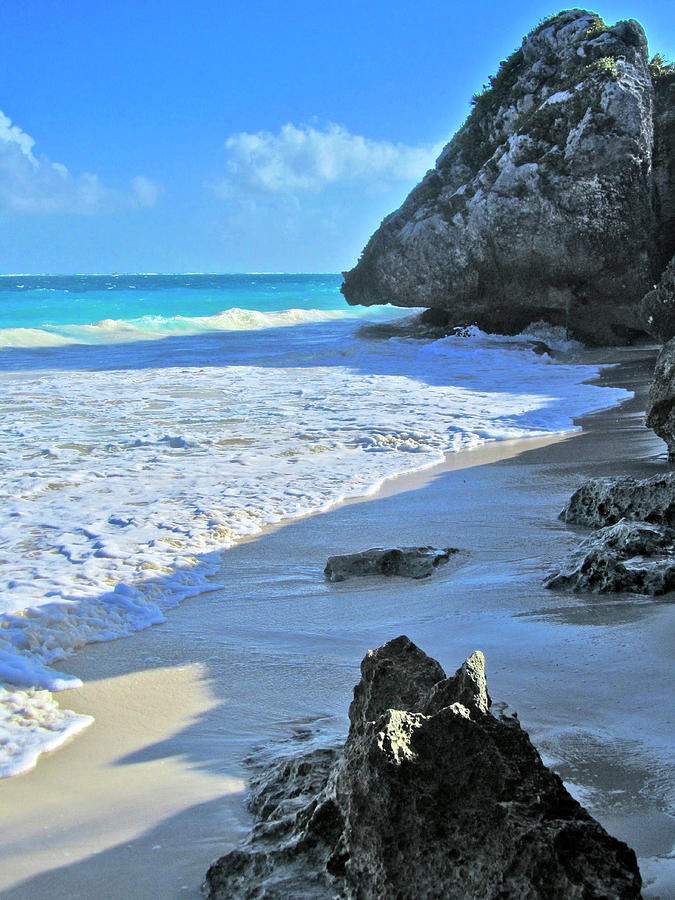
[0,307,353,348]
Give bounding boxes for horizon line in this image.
[0,271,343,277]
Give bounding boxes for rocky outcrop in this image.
[545,518,675,593]
[552,472,675,593]
[646,338,675,458]
[342,10,674,345]
[641,255,675,342]
[561,471,675,526]
[203,637,642,898]
[324,546,458,581]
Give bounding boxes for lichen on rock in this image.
[342,10,674,345]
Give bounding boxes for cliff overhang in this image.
[341,9,675,346]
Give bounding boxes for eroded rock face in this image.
[561,471,675,527]
[342,10,673,345]
[203,637,642,899]
[647,338,675,459]
[651,67,675,269]
[641,255,675,342]
[324,546,458,581]
[545,518,675,593]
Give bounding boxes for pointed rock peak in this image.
[204,638,642,899]
[425,649,491,716]
[348,635,446,733]
[459,650,491,713]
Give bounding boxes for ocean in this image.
[0,273,631,777]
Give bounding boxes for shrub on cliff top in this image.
[470,48,525,113]
[650,53,675,79]
[591,55,621,79]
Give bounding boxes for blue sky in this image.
[0,1,673,274]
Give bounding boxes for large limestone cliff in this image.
[341,9,675,345]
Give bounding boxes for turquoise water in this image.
[0,273,344,330]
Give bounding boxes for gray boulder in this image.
[647,338,675,459]
[324,546,458,581]
[342,10,674,345]
[203,637,642,899]
[561,471,675,526]
[545,517,675,593]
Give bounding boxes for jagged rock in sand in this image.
[647,338,675,460]
[641,255,675,342]
[342,10,675,345]
[203,636,642,899]
[561,471,675,527]
[553,473,675,593]
[324,546,458,581]
[545,518,675,594]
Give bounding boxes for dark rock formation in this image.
[324,546,459,581]
[647,338,675,459]
[203,637,642,899]
[553,473,675,594]
[651,62,675,270]
[545,518,675,593]
[641,255,675,342]
[561,471,675,527]
[342,10,675,345]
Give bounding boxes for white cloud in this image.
[0,109,162,214]
[216,122,443,197]
[131,175,163,208]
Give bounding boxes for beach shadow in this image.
[0,794,248,900]
[516,594,675,627]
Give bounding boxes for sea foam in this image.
[0,316,630,775]
[0,684,93,778]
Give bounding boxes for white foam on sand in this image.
[0,684,93,778]
[0,324,631,775]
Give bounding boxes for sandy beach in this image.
[1,343,673,899]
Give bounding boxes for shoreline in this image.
[1,343,673,898]
[0,435,577,898]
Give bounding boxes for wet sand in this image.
[1,344,673,898]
